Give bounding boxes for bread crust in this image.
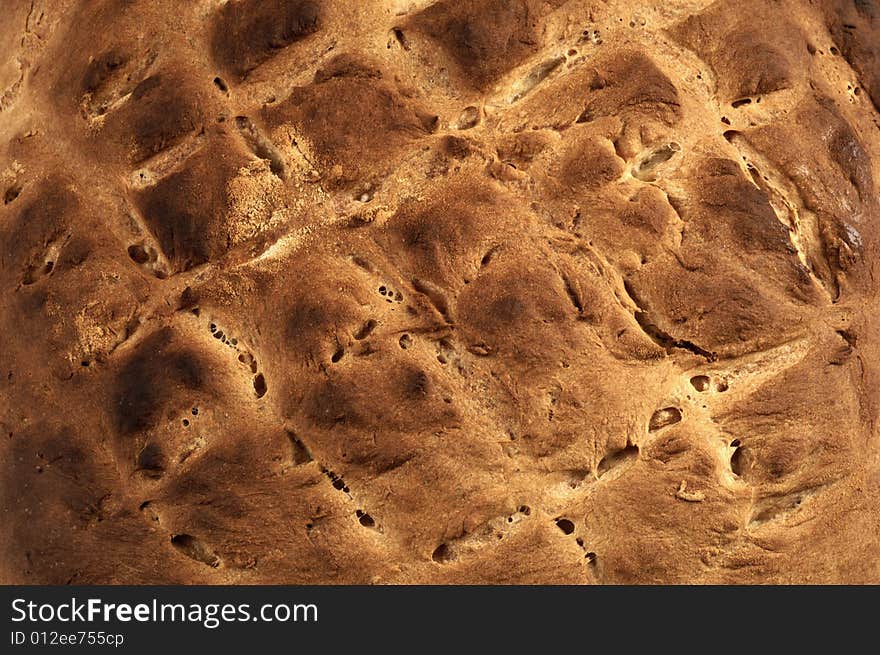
[1,0,878,584]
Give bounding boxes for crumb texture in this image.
[1,0,879,584]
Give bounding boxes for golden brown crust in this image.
[1,0,879,584]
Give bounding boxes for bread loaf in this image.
[1,0,878,584]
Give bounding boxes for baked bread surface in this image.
[1,0,879,584]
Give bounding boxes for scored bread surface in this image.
[1,0,879,584]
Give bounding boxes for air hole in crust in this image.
[3,184,22,204]
[730,444,745,476]
[746,164,763,187]
[356,509,376,528]
[323,468,350,494]
[480,246,499,268]
[170,534,220,568]
[238,352,258,373]
[649,407,682,431]
[127,244,150,264]
[432,543,452,563]
[690,375,710,392]
[597,444,639,476]
[287,431,314,465]
[253,373,267,398]
[213,76,228,92]
[633,143,679,181]
[455,106,480,130]
[731,98,752,108]
[555,518,575,535]
[234,115,286,178]
[419,113,440,133]
[723,130,739,142]
[392,27,409,50]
